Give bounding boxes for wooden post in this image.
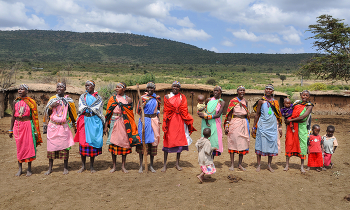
[137,84,148,173]
[191,91,194,115]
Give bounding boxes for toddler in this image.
[197,94,210,127]
[281,98,294,132]
[307,125,323,172]
[322,125,338,169]
[195,128,217,183]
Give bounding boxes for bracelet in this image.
[224,124,229,130]
[8,130,13,133]
[206,115,213,120]
[252,127,257,130]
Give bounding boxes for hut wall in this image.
[311,95,350,115]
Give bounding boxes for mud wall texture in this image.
[311,95,350,115]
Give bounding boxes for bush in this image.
[206,78,217,85]
[309,83,327,91]
[98,83,115,110]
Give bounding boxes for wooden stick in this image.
[137,84,148,173]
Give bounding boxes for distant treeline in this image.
[0,30,314,67]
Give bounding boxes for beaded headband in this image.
[214,85,222,91]
[86,80,95,86]
[237,85,245,90]
[19,84,29,90]
[57,82,66,88]
[301,90,310,95]
[172,81,181,88]
[146,82,156,89]
[116,82,125,89]
[265,84,274,90]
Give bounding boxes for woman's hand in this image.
[285,119,291,124]
[103,126,108,135]
[278,128,283,138]
[197,112,205,119]
[9,133,13,139]
[225,127,229,135]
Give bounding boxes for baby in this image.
[281,98,294,132]
[195,128,217,183]
[197,94,210,127]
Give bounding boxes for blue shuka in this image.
[138,93,158,144]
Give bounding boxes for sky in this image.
[0,0,349,54]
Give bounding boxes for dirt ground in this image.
[0,114,350,209]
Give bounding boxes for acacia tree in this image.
[299,14,350,81]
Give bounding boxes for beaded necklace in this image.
[55,100,64,117]
[17,100,27,118]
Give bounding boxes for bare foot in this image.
[149,166,156,173]
[300,168,306,173]
[283,166,289,171]
[229,166,234,171]
[90,169,97,173]
[316,168,321,172]
[161,166,167,172]
[306,167,310,171]
[256,165,261,172]
[238,165,246,171]
[121,167,129,173]
[197,175,203,183]
[44,169,52,175]
[109,167,116,173]
[77,167,85,173]
[331,163,334,169]
[63,168,69,175]
[138,167,143,174]
[322,167,327,171]
[176,165,182,171]
[15,169,22,177]
[267,166,274,173]
[26,171,32,177]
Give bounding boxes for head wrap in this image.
[116,82,125,89]
[214,85,222,91]
[265,84,274,91]
[301,90,310,95]
[19,84,29,90]
[86,80,95,86]
[237,85,245,90]
[172,81,181,88]
[57,82,66,88]
[146,82,156,89]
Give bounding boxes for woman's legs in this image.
[256,154,261,172]
[229,153,235,171]
[238,154,246,171]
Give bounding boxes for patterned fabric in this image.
[293,100,314,107]
[105,95,141,147]
[255,149,278,156]
[108,144,132,155]
[136,144,157,156]
[285,152,306,159]
[18,157,36,163]
[172,81,181,87]
[225,97,249,121]
[43,94,77,124]
[77,92,105,124]
[212,150,221,156]
[15,97,42,146]
[79,144,102,157]
[19,84,29,90]
[47,150,69,160]
[308,152,323,167]
[201,163,216,175]
[137,93,161,114]
[228,149,249,155]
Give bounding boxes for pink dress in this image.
[109,95,130,148]
[47,99,75,151]
[13,100,36,162]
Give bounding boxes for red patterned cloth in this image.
[228,149,249,155]
[79,144,102,157]
[109,144,132,155]
[225,97,249,122]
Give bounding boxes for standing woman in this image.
[9,84,42,176]
[252,84,282,172]
[74,80,104,173]
[43,82,77,175]
[197,86,225,158]
[224,85,250,171]
[104,82,141,173]
[285,90,314,173]
[162,81,196,172]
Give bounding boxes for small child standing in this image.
[195,128,217,183]
[322,125,338,169]
[307,124,323,172]
[281,98,294,132]
[197,94,210,127]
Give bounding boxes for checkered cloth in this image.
[47,150,69,160]
[212,150,221,156]
[136,144,157,156]
[79,144,102,157]
[109,144,131,155]
[228,149,249,155]
[18,157,35,163]
[255,149,278,156]
[285,152,306,160]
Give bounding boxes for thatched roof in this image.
[301,90,350,97]
[3,84,85,94]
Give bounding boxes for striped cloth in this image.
[212,150,221,156]
[109,144,131,155]
[79,144,102,157]
[255,149,278,156]
[18,157,36,163]
[285,152,306,160]
[228,149,249,155]
[136,144,157,156]
[47,150,69,160]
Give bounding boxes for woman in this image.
[224,85,249,171]
[104,82,140,173]
[136,82,161,173]
[43,82,77,175]
[9,84,42,177]
[74,80,104,173]
[252,84,282,172]
[198,86,225,158]
[285,90,314,173]
[162,81,196,172]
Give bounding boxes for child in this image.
[307,124,323,172]
[195,128,217,183]
[322,125,338,169]
[197,94,210,127]
[281,98,294,132]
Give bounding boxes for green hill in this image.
[0,30,314,66]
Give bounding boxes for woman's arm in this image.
[213,100,225,119]
[252,100,263,134]
[286,106,313,123]
[8,101,16,139]
[224,107,234,135]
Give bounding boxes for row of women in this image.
[9,81,313,176]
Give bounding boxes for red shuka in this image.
[285,104,306,154]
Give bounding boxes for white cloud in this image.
[210,47,219,53]
[280,47,305,53]
[231,29,282,44]
[221,40,235,47]
[176,16,195,28]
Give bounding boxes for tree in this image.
[280,75,286,85]
[299,14,350,81]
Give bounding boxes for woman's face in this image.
[172,84,180,94]
[115,85,125,95]
[300,92,310,102]
[147,87,155,95]
[56,84,66,96]
[237,88,245,98]
[18,87,27,97]
[85,82,94,94]
[265,88,273,96]
[213,87,221,98]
